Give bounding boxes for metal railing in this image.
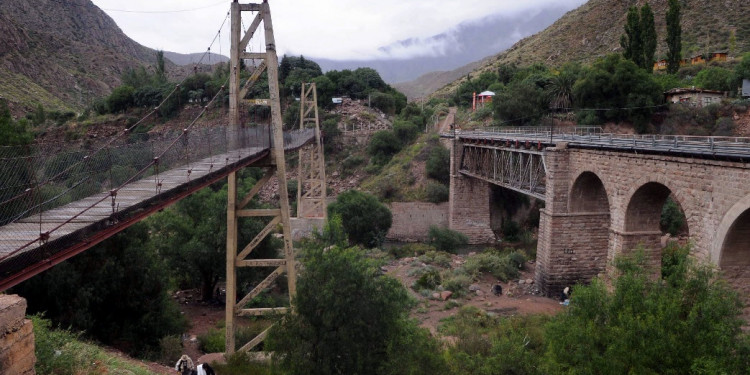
[0,125,314,260]
[449,127,750,159]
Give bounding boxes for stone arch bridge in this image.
[447,128,750,304]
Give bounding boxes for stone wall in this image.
[290,217,325,241]
[0,295,35,375]
[448,140,495,244]
[386,202,449,242]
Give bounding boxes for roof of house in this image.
[664,87,725,95]
[478,91,495,97]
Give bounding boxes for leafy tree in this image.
[547,70,577,110]
[641,3,657,70]
[13,222,188,357]
[267,245,445,375]
[425,144,450,184]
[543,248,750,374]
[107,85,135,113]
[493,80,548,125]
[155,50,167,84]
[0,99,33,145]
[327,190,392,247]
[367,130,402,166]
[621,6,644,69]
[666,0,682,74]
[733,52,750,87]
[694,67,734,92]
[370,91,396,115]
[149,177,280,301]
[573,54,660,132]
[392,119,419,145]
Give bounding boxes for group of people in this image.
[175,354,215,375]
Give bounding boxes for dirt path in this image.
[436,107,457,133]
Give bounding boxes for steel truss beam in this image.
[226,0,296,355]
[296,83,327,218]
[459,144,546,199]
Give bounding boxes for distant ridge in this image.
[432,0,750,98]
[163,51,228,66]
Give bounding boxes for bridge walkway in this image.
[0,127,314,290]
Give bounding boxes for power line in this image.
[47,0,227,14]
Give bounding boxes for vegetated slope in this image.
[432,0,750,98]
[0,0,210,113]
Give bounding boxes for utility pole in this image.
[226,0,296,355]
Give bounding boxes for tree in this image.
[666,0,682,74]
[267,245,445,375]
[641,3,657,70]
[13,222,187,357]
[695,67,734,92]
[367,130,402,166]
[392,119,419,145]
[370,92,396,115]
[543,248,750,374]
[0,99,33,146]
[107,85,135,113]
[149,176,280,301]
[734,52,750,86]
[327,190,392,247]
[425,143,450,184]
[492,81,548,125]
[155,50,167,84]
[573,54,660,132]
[621,6,644,69]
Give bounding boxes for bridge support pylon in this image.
[225,0,296,355]
[296,82,327,219]
[448,137,495,244]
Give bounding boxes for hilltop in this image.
[0,0,218,114]
[421,0,750,98]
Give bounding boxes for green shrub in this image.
[342,154,365,171]
[660,196,686,235]
[442,272,472,297]
[428,226,468,253]
[211,352,273,375]
[418,250,453,268]
[158,335,182,366]
[501,220,521,242]
[390,243,436,258]
[463,252,522,282]
[414,268,442,290]
[425,182,449,203]
[425,145,450,184]
[327,190,392,247]
[367,130,402,166]
[393,119,420,144]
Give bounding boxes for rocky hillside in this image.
[430,0,750,97]
[0,0,214,114]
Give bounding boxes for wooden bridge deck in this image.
[0,146,274,290]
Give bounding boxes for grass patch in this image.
[32,314,160,375]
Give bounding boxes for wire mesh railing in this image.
[0,125,314,263]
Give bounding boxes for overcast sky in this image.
[90,0,587,60]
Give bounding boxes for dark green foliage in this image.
[454,71,500,107]
[543,248,750,374]
[392,119,419,145]
[501,219,521,242]
[367,130,402,166]
[573,54,661,132]
[426,144,450,184]
[695,67,734,92]
[427,226,468,254]
[370,92,396,115]
[425,182,449,203]
[493,80,548,125]
[443,307,548,375]
[0,99,33,145]
[621,6,644,68]
[463,251,524,282]
[735,52,750,81]
[321,117,341,153]
[267,246,445,375]
[641,3,657,69]
[14,223,187,357]
[107,85,135,113]
[327,190,392,247]
[660,196,686,235]
[149,177,280,301]
[414,267,442,290]
[547,66,579,110]
[666,0,682,74]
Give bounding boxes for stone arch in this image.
[624,181,688,233]
[620,176,690,235]
[568,171,610,213]
[712,193,750,266]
